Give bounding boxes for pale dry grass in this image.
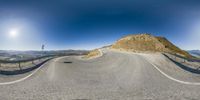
[111,33,192,58]
[84,49,101,58]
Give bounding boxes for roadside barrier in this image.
[0,55,56,75]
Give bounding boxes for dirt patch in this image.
[84,49,101,59]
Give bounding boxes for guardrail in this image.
[174,53,200,62]
[0,55,56,75]
[163,53,200,74]
[163,53,200,63]
[0,52,87,75]
[0,55,54,63]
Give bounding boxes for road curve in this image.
[0,50,200,100]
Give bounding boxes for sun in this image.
[9,29,19,38]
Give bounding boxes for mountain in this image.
[188,50,200,57]
[111,33,191,58]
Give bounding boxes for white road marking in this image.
[142,56,200,85]
[110,49,200,85]
[48,57,64,80]
[108,49,200,85]
[0,57,64,85]
[0,63,47,85]
[1,50,199,86]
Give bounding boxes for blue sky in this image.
[0,0,200,50]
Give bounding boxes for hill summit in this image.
[111,33,191,58]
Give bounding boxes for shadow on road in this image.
[63,61,73,64]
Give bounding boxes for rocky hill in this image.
[111,33,191,58]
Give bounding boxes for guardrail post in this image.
[174,53,176,61]
[19,62,21,70]
[32,60,34,64]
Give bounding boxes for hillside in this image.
[111,33,191,58]
[84,49,101,58]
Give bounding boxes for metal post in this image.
[32,60,34,64]
[175,53,176,61]
[19,62,21,70]
[41,44,45,57]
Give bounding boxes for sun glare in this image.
[9,29,19,38]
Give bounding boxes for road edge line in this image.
[141,56,200,85]
[0,57,61,85]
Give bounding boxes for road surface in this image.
[0,50,200,100]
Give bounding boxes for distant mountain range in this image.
[187,50,200,57]
[0,50,89,61]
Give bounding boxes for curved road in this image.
[0,50,200,100]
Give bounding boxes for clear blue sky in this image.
[0,0,200,50]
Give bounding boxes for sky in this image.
[0,0,200,50]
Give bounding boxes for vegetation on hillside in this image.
[156,37,191,58]
[84,49,101,58]
[111,33,192,58]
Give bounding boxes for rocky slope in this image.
[111,33,191,58]
[84,49,101,58]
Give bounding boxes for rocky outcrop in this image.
[84,49,101,58]
[111,33,191,58]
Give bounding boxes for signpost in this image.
[41,44,45,61]
[42,44,45,51]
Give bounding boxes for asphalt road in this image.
[0,50,200,100]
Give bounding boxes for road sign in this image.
[42,44,45,51]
